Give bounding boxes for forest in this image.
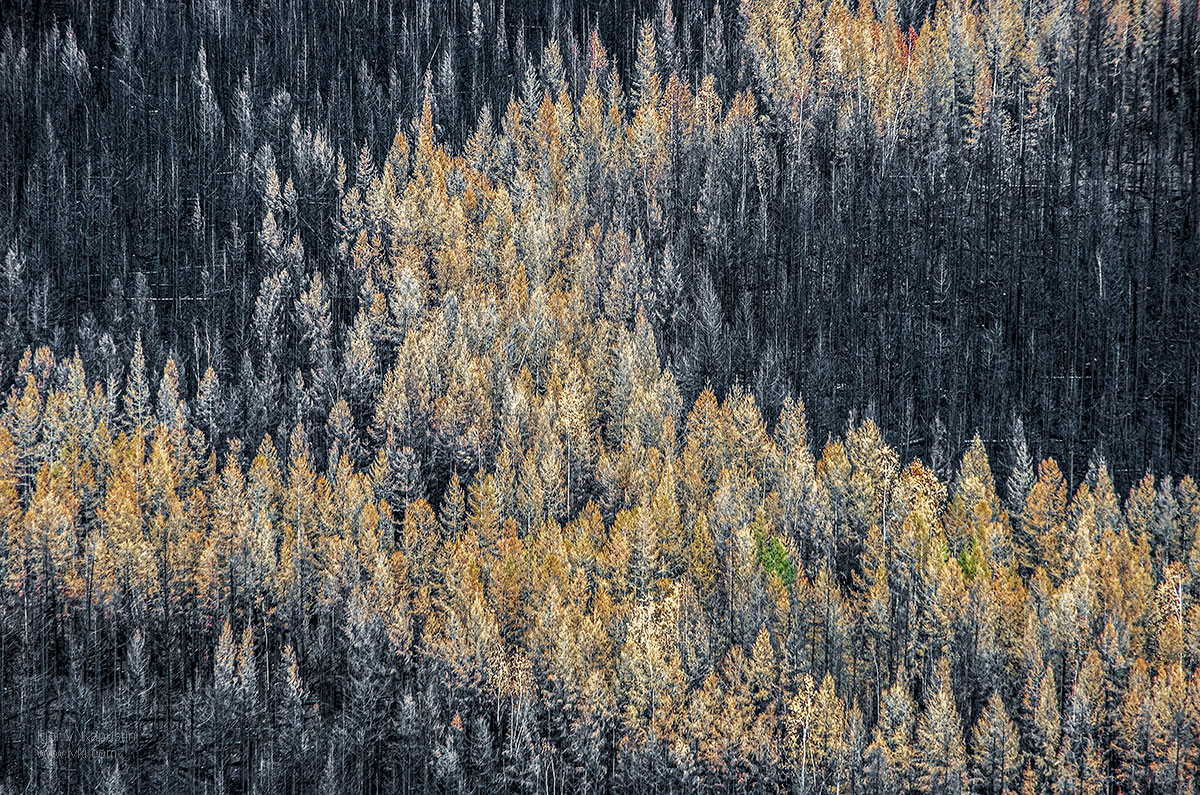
[0,0,1198,791]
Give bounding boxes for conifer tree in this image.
[916,661,967,794]
[970,690,1020,795]
[124,333,150,430]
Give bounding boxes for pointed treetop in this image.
[417,69,436,166]
[124,332,149,429]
